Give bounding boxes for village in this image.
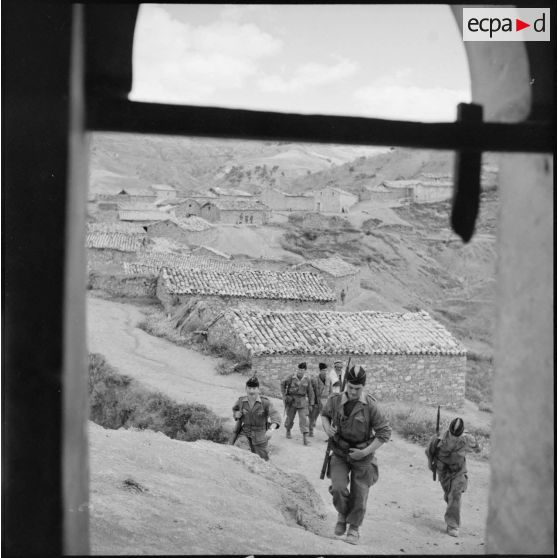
[85,141,500,554]
[85,165,499,408]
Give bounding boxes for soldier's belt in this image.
[333,436,371,452]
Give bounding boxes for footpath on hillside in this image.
[87,295,489,555]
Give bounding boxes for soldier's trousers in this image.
[284,405,309,435]
[234,434,269,461]
[329,453,379,527]
[308,398,327,432]
[439,470,468,528]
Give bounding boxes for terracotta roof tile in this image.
[159,267,335,302]
[215,308,466,356]
[122,252,248,276]
[87,222,146,235]
[204,199,270,211]
[86,232,144,252]
[305,256,359,277]
[119,210,169,221]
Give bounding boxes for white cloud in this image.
[354,84,471,122]
[131,5,282,104]
[257,58,359,93]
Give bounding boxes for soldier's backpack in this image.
[426,436,442,473]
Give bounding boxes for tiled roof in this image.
[118,201,158,210]
[119,210,168,222]
[122,251,248,276]
[192,246,231,259]
[382,180,421,188]
[211,187,253,197]
[204,199,270,211]
[159,267,336,302]
[175,216,214,231]
[151,183,176,191]
[304,256,359,277]
[318,187,357,197]
[87,222,146,235]
[86,232,144,252]
[213,308,466,356]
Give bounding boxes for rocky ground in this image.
[87,296,490,555]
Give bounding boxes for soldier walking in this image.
[425,417,478,537]
[281,362,315,446]
[231,376,281,461]
[331,360,344,393]
[321,365,392,545]
[309,362,333,438]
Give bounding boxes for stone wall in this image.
[412,184,452,204]
[87,248,137,269]
[249,353,466,408]
[332,273,361,304]
[88,273,157,298]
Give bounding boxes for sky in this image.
[130,4,471,122]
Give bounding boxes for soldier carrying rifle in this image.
[320,365,392,545]
[425,415,479,537]
[231,376,281,461]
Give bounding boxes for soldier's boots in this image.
[345,525,360,545]
[334,514,347,536]
[286,429,292,439]
[303,433,310,446]
[447,526,459,537]
[308,428,314,437]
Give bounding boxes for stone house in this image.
[380,180,417,203]
[200,199,270,225]
[156,266,336,314]
[86,230,149,271]
[206,308,467,408]
[145,216,216,246]
[358,184,407,203]
[314,187,358,213]
[293,255,361,304]
[412,181,453,204]
[151,183,177,200]
[174,198,202,218]
[260,187,314,211]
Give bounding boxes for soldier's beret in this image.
[298,362,307,369]
[346,365,366,386]
[318,362,328,370]
[449,417,464,437]
[246,376,259,388]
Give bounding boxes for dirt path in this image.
[87,295,489,554]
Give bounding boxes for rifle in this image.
[229,405,244,446]
[340,357,352,392]
[430,405,441,481]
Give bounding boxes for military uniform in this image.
[281,373,315,438]
[309,372,333,435]
[232,394,281,461]
[321,391,392,528]
[426,428,478,532]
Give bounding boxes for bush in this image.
[88,353,229,444]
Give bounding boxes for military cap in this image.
[298,362,307,369]
[449,417,464,437]
[333,360,343,367]
[246,376,259,388]
[318,362,328,370]
[346,365,366,386]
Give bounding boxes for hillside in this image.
[89,133,385,194]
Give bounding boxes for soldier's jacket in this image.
[321,391,392,454]
[311,374,333,410]
[232,395,281,444]
[426,429,478,475]
[281,374,315,408]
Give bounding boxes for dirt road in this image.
[87,295,489,554]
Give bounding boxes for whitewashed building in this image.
[314,187,358,213]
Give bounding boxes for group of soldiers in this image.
[231,361,478,546]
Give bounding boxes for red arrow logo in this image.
[516,18,530,31]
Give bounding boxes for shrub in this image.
[88,353,229,444]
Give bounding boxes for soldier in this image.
[332,360,344,393]
[281,362,315,446]
[321,365,392,545]
[426,417,478,537]
[309,362,333,437]
[231,376,281,461]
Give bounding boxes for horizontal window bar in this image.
[86,98,554,153]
